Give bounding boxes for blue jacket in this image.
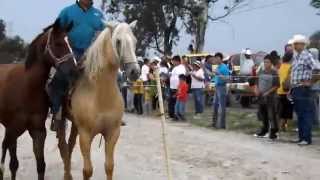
[58,2,105,51]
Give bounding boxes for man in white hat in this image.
[291,34,319,145]
[190,61,205,119]
[240,49,255,76]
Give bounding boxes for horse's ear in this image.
[129,20,138,30]
[53,18,61,31]
[65,21,74,33]
[106,21,119,30]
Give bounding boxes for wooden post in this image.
[155,67,173,180]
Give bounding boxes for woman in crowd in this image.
[277,52,294,131]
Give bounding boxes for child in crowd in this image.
[144,86,152,115]
[175,74,189,121]
[132,78,144,115]
[255,55,280,140]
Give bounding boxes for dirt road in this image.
[1,114,320,180]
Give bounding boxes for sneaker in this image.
[254,133,269,138]
[297,141,311,146]
[269,134,278,140]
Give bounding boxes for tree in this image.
[184,0,245,53]
[0,19,27,63]
[311,0,320,8]
[102,0,246,55]
[0,19,5,42]
[103,0,184,56]
[309,31,320,49]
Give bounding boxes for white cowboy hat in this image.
[244,49,253,55]
[137,56,143,63]
[287,39,294,45]
[223,55,230,62]
[150,56,161,64]
[292,34,308,44]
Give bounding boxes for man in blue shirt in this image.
[49,0,106,131]
[212,52,230,129]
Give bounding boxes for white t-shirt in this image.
[240,54,254,75]
[170,64,186,89]
[159,67,169,74]
[140,64,150,82]
[191,69,205,89]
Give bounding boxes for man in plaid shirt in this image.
[291,34,319,145]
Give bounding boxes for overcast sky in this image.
[0,0,319,55]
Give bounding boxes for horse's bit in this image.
[45,28,76,66]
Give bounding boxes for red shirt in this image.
[176,82,189,102]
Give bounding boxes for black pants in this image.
[134,94,143,115]
[121,87,128,109]
[168,89,177,118]
[257,96,278,136]
[152,96,158,110]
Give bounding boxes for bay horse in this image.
[58,21,140,180]
[0,19,77,180]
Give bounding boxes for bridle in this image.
[45,28,76,66]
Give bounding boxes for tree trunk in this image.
[195,0,209,53]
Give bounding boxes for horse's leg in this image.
[104,128,120,180]
[29,129,47,180]
[79,131,93,180]
[0,130,10,180]
[68,123,78,159]
[57,121,72,180]
[8,137,18,180]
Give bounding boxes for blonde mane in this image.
[83,27,113,82]
[83,22,137,83]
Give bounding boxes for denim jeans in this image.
[213,85,227,129]
[192,88,204,114]
[175,100,186,119]
[292,87,315,143]
[49,48,84,114]
[168,89,177,118]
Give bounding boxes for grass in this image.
[186,106,320,139]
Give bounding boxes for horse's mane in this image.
[25,25,53,69]
[84,27,113,81]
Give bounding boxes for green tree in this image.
[102,0,246,55]
[0,19,6,42]
[311,0,320,8]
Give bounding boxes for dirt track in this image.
[1,114,320,180]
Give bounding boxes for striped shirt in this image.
[291,50,317,86]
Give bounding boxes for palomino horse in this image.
[58,21,140,180]
[0,19,77,180]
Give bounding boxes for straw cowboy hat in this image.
[292,34,309,44]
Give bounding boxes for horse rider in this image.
[49,0,106,131]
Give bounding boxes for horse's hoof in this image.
[64,173,73,180]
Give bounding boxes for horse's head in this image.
[109,21,140,81]
[44,19,77,77]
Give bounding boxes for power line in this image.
[232,0,291,15]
